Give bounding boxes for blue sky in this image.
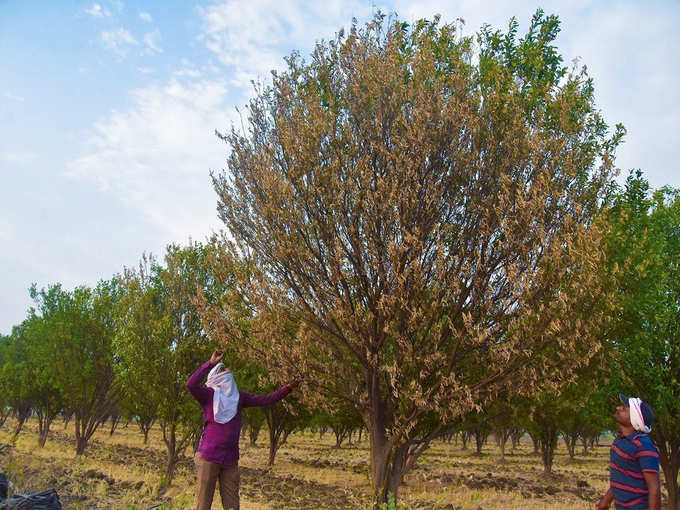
[1,0,679,334]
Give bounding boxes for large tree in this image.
[209,12,621,506]
[604,171,680,509]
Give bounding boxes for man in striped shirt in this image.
[596,394,660,510]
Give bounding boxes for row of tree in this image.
[0,11,678,510]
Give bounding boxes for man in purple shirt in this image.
[186,350,300,510]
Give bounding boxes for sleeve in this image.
[636,438,660,473]
[240,385,293,408]
[186,361,214,406]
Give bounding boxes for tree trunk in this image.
[74,414,102,455]
[192,428,202,454]
[263,406,294,466]
[510,428,523,452]
[368,421,392,508]
[137,418,154,445]
[11,406,31,443]
[160,422,180,487]
[580,435,588,455]
[332,425,351,448]
[461,431,470,450]
[364,405,417,509]
[76,436,89,455]
[529,432,540,455]
[539,426,558,474]
[496,432,508,462]
[249,420,261,446]
[109,414,121,436]
[361,378,442,509]
[473,428,487,455]
[37,412,55,447]
[0,407,11,428]
[267,424,293,466]
[655,435,680,510]
[563,433,577,460]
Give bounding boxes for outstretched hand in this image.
[287,377,303,390]
[210,350,224,365]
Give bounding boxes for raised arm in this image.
[186,350,224,405]
[240,381,299,408]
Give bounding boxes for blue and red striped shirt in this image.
[609,431,659,510]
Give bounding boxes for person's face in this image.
[614,404,632,426]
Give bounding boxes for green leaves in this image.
[603,170,680,504]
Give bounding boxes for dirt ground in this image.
[0,418,662,509]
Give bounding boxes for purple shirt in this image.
[186,361,292,466]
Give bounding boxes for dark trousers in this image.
[194,453,240,510]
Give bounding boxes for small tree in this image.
[243,407,265,446]
[0,327,32,442]
[604,172,680,509]
[22,287,76,447]
[54,281,120,455]
[0,335,11,428]
[116,243,222,485]
[522,394,562,475]
[487,398,519,462]
[114,255,161,446]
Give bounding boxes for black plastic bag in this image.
[0,488,61,510]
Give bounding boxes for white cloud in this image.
[174,68,201,78]
[139,11,153,23]
[2,151,37,164]
[67,78,235,239]
[3,91,24,102]
[199,0,372,90]
[101,27,138,57]
[0,216,13,243]
[142,29,163,55]
[86,3,110,18]
[137,66,154,74]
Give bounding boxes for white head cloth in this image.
[206,362,240,424]
[629,397,651,434]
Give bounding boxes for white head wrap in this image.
[206,362,240,424]
[629,397,652,434]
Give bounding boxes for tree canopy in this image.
[208,11,622,506]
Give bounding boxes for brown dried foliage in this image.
[203,14,622,504]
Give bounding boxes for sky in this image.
[1,0,679,334]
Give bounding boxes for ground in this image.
[0,418,654,509]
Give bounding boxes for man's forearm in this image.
[647,485,660,510]
[596,488,613,509]
[643,471,660,510]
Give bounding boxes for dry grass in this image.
[0,418,627,509]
